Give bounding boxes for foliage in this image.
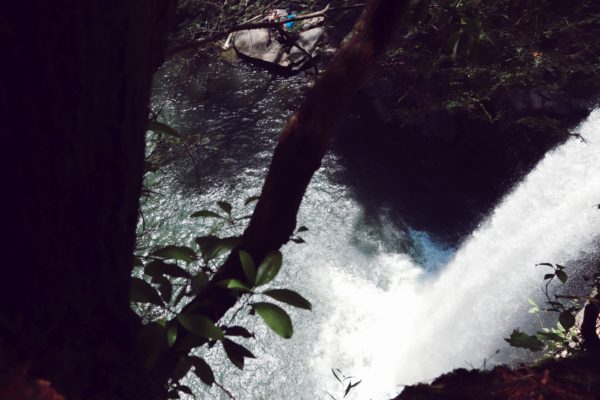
[328,368,362,400]
[131,198,311,398]
[505,263,600,358]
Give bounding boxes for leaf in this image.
[559,311,575,331]
[536,263,553,267]
[172,356,194,381]
[191,271,209,294]
[291,237,305,244]
[222,338,256,370]
[218,279,252,292]
[146,260,191,279]
[263,289,312,310]
[189,356,215,386]
[177,313,224,340]
[536,331,564,342]
[217,201,232,215]
[255,251,283,286]
[296,226,309,233]
[223,326,254,338]
[244,196,260,206]
[148,119,181,138]
[504,329,544,351]
[145,260,190,279]
[130,277,163,306]
[136,322,165,369]
[344,380,362,398]
[543,273,555,280]
[239,250,256,285]
[177,386,194,396]
[156,276,173,303]
[252,302,293,338]
[195,236,239,262]
[151,246,197,264]
[167,326,178,347]
[332,368,343,384]
[555,270,568,284]
[190,210,224,219]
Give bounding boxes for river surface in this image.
[142,55,600,399]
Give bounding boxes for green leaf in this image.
[239,250,256,285]
[222,338,256,370]
[536,331,564,342]
[555,270,568,284]
[223,325,254,338]
[148,119,181,138]
[559,311,575,331]
[189,356,215,386]
[195,236,239,262]
[190,210,224,219]
[145,260,191,279]
[263,289,312,310]
[130,277,163,306]
[172,356,194,381]
[543,273,555,280]
[291,237,305,244]
[244,196,260,206]
[136,322,165,369]
[191,271,209,294]
[177,313,224,340]
[218,279,252,292]
[296,226,309,233]
[252,302,293,339]
[151,246,197,264]
[255,251,283,286]
[504,329,544,351]
[217,201,232,215]
[167,326,178,347]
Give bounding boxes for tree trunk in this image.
[0,2,175,399]
[181,0,410,330]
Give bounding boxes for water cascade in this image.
[147,62,600,399]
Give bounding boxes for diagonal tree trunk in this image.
[182,0,411,329]
[0,2,175,399]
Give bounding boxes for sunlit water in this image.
[144,57,600,399]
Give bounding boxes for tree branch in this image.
[177,0,411,340]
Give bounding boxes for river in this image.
[142,55,600,399]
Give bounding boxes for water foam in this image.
[311,109,600,399]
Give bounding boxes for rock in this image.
[232,16,325,71]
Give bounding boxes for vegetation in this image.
[1,0,598,399]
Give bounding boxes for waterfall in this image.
[309,109,600,399]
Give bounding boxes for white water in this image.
[149,61,600,399]
[309,109,600,399]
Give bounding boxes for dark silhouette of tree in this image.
[0,0,408,398]
[1,2,176,399]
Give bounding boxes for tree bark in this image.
[0,2,175,399]
[181,0,410,330]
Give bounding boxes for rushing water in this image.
[144,56,600,399]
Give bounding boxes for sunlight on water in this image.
[148,58,600,399]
